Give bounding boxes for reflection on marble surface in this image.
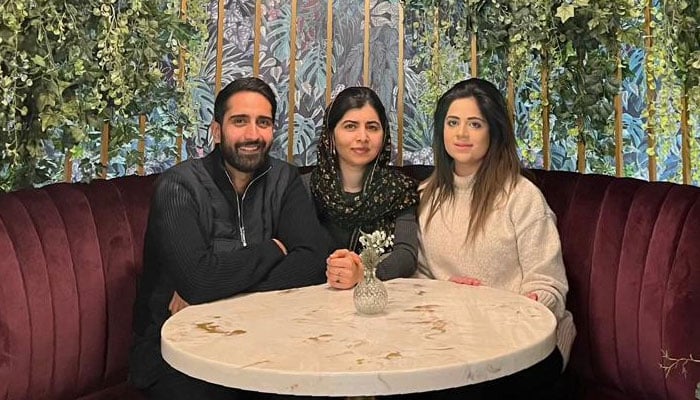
[162,278,556,396]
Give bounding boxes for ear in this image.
[211,121,221,144]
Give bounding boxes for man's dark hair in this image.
[213,77,277,124]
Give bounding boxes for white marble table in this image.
[161,278,556,396]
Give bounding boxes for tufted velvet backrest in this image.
[530,170,700,400]
[0,175,157,400]
[1,168,699,400]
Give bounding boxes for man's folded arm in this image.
[151,177,285,304]
[250,174,329,292]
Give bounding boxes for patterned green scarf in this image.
[310,122,419,252]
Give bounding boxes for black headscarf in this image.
[309,103,418,252]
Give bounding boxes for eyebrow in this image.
[341,119,380,124]
[446,115,485,122]
[228,114,273,120]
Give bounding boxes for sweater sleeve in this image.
[249,172,329,292]
[149,174,286,304]
[376,208,418,280]
[511,180,569,319]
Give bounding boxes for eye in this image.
[257,118,273,128]
[232,116,248,126]
[367,123,381,132]
[341,122,357,130]
[446,118,459,128]
[468,120,483,129]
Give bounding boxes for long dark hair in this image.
[418,78,522,241]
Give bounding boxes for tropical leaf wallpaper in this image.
[20,0,694,187]
[172,0,697,186]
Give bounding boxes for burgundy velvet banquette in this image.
[1,167,698,400]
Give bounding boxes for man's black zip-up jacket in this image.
[129,147,329,388]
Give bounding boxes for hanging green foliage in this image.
[0,0,207,191]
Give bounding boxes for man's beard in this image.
[221,139,270,173]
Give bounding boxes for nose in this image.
[243,122,260,140]
[356,127,369,142]
[459,122,470,137]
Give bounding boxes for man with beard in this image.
[129,77,329,399]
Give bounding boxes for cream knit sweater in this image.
[416,173,576,366]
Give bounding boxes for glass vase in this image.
[353,262,388,315]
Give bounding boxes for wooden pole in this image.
[644,0,657,181]
[470,33,478,77]
[215,0,224,94]
[325,0,333,104]
[176,0,188,163]
[397,4,405,166]
[253,0,262,77]
[100,122,110,179]
[287,0,298,162]
[681,91,690,184]
[541,51,551,170]
[138,114,146,175]
[363,0,371,85]
[614,53,623,177]
[577,117,586,173]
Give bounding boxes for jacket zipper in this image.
[232,165,272,247]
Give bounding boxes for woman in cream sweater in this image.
[415,78,575,399]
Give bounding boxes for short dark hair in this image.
[213,77,277,124]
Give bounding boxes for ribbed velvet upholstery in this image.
[1,168,698,400]
[0,175,155,400]
[531,170,700,400]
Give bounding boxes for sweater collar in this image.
[453,172,475,192]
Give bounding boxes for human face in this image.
[333,104,384,171]
[443,97,490,176]
[213,91,274,173]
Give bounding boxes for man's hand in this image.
[449,276,482,286]
[169,291,190,315]
[326,249,363,290]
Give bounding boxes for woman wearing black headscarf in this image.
[303,87,419,290]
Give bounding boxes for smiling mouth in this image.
[236,141,264,153]
[351,148,370,154]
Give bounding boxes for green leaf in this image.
[556,5,576,23]
[32,55,46,67]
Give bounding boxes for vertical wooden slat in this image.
[215,0,224,93]
[614,54,623,177]
[288,0,298,162]
[253,0,262,77]
[644,0,656,181]
[397,3,405,166]
[138,114,146,176]
[100,122,110,179]
[541,51,550,170]
[176,0,188,163]
[64,151,72,182]
[326,0,333,104]
[363,0,371,86]
[577,117,586,173]
[431,8,440,78]
[506,75,515,128]
[470,33,478,77]
[681,91,690,184]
